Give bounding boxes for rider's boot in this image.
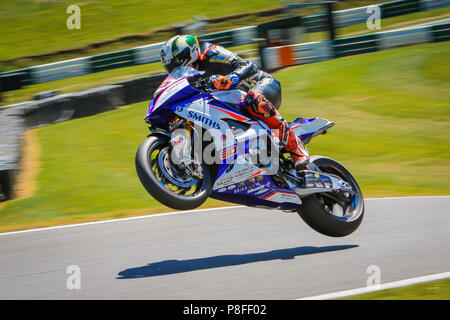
[244,91,310,171]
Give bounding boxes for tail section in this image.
[290,117,334,144]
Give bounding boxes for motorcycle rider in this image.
[159,35,310,170]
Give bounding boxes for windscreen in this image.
[154,66,203,97]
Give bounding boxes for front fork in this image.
[168,118,203,180]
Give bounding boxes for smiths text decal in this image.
[188,111,221,130]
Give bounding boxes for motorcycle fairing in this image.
[210,174,301,210]
[144,69,335,210]
[290,117,335,144]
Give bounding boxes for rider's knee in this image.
[244,91,275,117]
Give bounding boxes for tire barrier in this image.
[0,72,25,92]
[113,73,167,105]
[20,85,123,128]
[0,105,26,200]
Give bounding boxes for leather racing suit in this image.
[193,41,309,169]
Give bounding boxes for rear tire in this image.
[298,156,364,237]
[135,135,212,210]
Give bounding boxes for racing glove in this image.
[210,74,240,90]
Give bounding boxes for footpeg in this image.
[192,164,203,180]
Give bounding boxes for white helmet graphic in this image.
[160,35,200,73]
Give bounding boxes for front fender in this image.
[147,129,171,140]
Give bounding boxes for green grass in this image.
[0,0,426,69]
[341,278,450,300]
[0,41,449,232]
[0,0,283,62]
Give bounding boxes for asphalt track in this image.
[0,196,449,299]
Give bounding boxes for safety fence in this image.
[1,0,448,87]
[262,20,449,70]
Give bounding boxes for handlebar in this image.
[190,76,215,93]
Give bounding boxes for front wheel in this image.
[298,156,364,237]
[135,135,212,210]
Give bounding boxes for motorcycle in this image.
[135,66,364,237]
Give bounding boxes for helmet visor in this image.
[162,47,192,73]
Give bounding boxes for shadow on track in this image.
[117,245,358,279]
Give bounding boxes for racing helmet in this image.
[160,35,200,73]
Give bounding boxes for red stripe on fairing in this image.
[262,191,277,200]
[248,169,264,179]
[209,105,249,121]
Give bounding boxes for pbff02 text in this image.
[227,304,267,315]
[183,304,267,317]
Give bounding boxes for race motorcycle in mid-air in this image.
[136,66,364,237]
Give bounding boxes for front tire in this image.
[135,135,212,210]
[298,156,364,237]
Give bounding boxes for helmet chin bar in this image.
[160,35,201,73]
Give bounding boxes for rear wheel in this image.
[135,135,212,210]
[298,156,364,237]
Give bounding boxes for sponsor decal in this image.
[246,185,265,194]
[155,78,188,106]
[254,188,269,195]
[214,166,259,189]
[187,111,221,130]
[233,185,252,194]
[263,191,301,204]
[238,177,255,188]
[218,187,227,192]
[221,145,237,160]
[304,172,333,189]
[227,184,236,190]
[233,181,271,194]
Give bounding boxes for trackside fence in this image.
[1,0,449,85]
[263,20,449,70]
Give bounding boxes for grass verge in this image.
[341,278,450,300]
[1,0,393,66]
